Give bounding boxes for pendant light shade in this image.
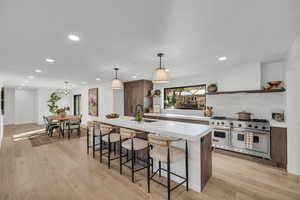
[153,53,169,84]
[112,68,123,89]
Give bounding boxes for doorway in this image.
[73,95,81,116]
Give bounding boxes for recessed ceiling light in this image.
[35,69,42,73]
[81,81,87,84]
[23,80,29,83]
[218,56,227,61]
[165,69,169,72]
[96,78,101,81]
[27,75,34,79]
[45,58,55,63]
[68,34,80,42]
[132,75,137,79]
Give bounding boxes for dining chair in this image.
[43,116,60,137]
[67,116,81,139]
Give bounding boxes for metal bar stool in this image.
[86,121,101,158]
[147,134,189,200]
[99,124,123,168]
[119,128,151,183]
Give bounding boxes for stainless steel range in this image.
[210,116,271,159]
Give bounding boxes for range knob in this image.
[230,122,233,126]
[254,126,258,129]
[221,122,224,125]
[211,122,214,125]
[238,124,242,127]
[217,122,220,125]
[248,124,252,128]
[262,126,266,130]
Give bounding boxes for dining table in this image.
[48,115,77,137]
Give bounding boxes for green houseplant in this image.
[47,92,61,114]
[207,83,218,93]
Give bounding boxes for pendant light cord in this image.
[157,53,164,69]
[114,68,119,79]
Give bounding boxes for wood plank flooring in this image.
[0,124,299,200]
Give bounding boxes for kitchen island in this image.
[99,116,212,192]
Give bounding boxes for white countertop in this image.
[144,113,211,121]
[270,120,287,128]
[99,116,211,141]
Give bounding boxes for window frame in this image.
[163,84,206,110]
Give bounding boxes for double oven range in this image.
[210,116,271,159]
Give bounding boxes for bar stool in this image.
[119,128,150,183]
[147,134,189,200]
[99,124,122,168]
[86,121,101,158]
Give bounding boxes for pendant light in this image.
[112,68,123,89]
[58,81,71,96]
[152,53,169,83]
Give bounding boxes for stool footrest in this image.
[150,168,187,191]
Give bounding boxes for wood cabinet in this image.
[271,127,287,169]
[124,80,153,116]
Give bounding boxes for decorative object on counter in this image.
[272,112,284,122]
[56,106,70,117]
[112,68,123,89]
[88,88,98,116]
[150,89,161,97]
[207,83,218,93]
[236,111,252,121]
[134,112,143,121]
[204,106,213,117]
[264,81,282,90]
[152,53,170,83]
[105,113,119,119]
[47,92,61,114]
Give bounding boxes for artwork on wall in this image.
[88,88,98,116]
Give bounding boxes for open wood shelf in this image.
[206,88,285,95]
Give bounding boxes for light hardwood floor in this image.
[0,124,299,200]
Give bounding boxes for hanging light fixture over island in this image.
[152,53,169,83]
[112,68,123,89]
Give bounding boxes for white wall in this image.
[4,88,15,125]
[71,83,114,125]
[285,34,300,175]
[113,89,124,115]
[14,89,37,124]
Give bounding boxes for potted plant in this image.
[207,83,218,93]
[47,92,61,114]
[134,112,143,122]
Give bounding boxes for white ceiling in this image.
[0,0,300,88]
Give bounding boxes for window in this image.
[164,85,206,110]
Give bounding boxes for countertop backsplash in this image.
[158,92,285,121]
